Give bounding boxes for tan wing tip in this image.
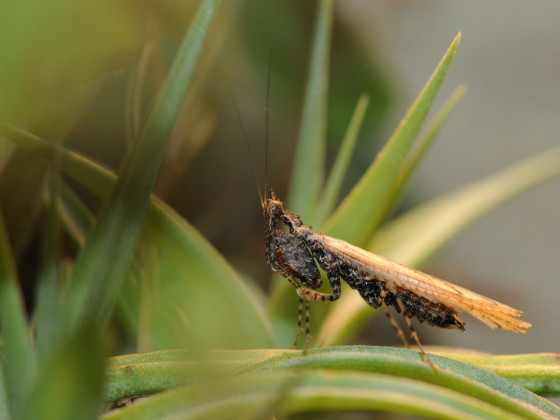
[510,320,531,334]
[471,311,531,334]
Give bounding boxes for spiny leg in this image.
[275,271,307,349]
[297,274,341,352]
[379,289,409,346]
[395,295,436,370]
[304,297,311,354]
[292,294,304,349]
[382,306,409,346]
[302,270,342,303]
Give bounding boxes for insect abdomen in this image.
[388,289,465,330]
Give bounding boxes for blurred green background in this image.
[1,0,558,358]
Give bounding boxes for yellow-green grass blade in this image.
[430,350,560,397]
[380,84,467,222]
[324,33,461,246]
[103,348,560,402]
[101,347,558,419]
[315,93,370,227]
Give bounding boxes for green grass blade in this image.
[0,212,36,419]
[316,147,560,347]
[102,347,558,419]
[57,183,94,247]
[324,33,461,246]
[104,349,279,402]
[102,349,560,402]
[103,370,524,420]
[62,0,221,331]
[287,0,333,222]
[315,93,369,227]
[379,84,467,221]
[247,347,558,419]
[33,162,63,360]
[431,351,560,397]
[21,326,105,420]
[125,40,153,144]
[1,125,274,349]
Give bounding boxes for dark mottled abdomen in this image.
[385,289,465,330]
[337,260,464,330]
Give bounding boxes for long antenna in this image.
[264,49,273,201]
[230,92,264,205]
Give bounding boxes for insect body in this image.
[263,190,531,353]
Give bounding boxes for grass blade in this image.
[0,212,36,419]
[287,0,333,222]
[62,0,221,331]
[315,93,369,226]
[431,350,560,397]
[103,371,524,420]
[379,84,467,221]
[324,33,461,246]
[57,183,94,247]
[33,161,64,360]
[125,40,154,144]
[102,347,558,419]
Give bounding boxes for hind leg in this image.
[382,306,409,346]
[395,295,436,370]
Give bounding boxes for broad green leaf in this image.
[21,326,105,420]
[287,0,333,221]
[118,198,275,350]
[102,348,560,402]
[104,349,281,401]
[103,370,523,420]
[324,33,461,246]
[2,125,274,349]
[62,0,222,333]
[0,212,36,419]
[432,350,560,397]
[315,93,369,227]
[246,346,559,419]
[102,347,558,419]
[316,147,560,347]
